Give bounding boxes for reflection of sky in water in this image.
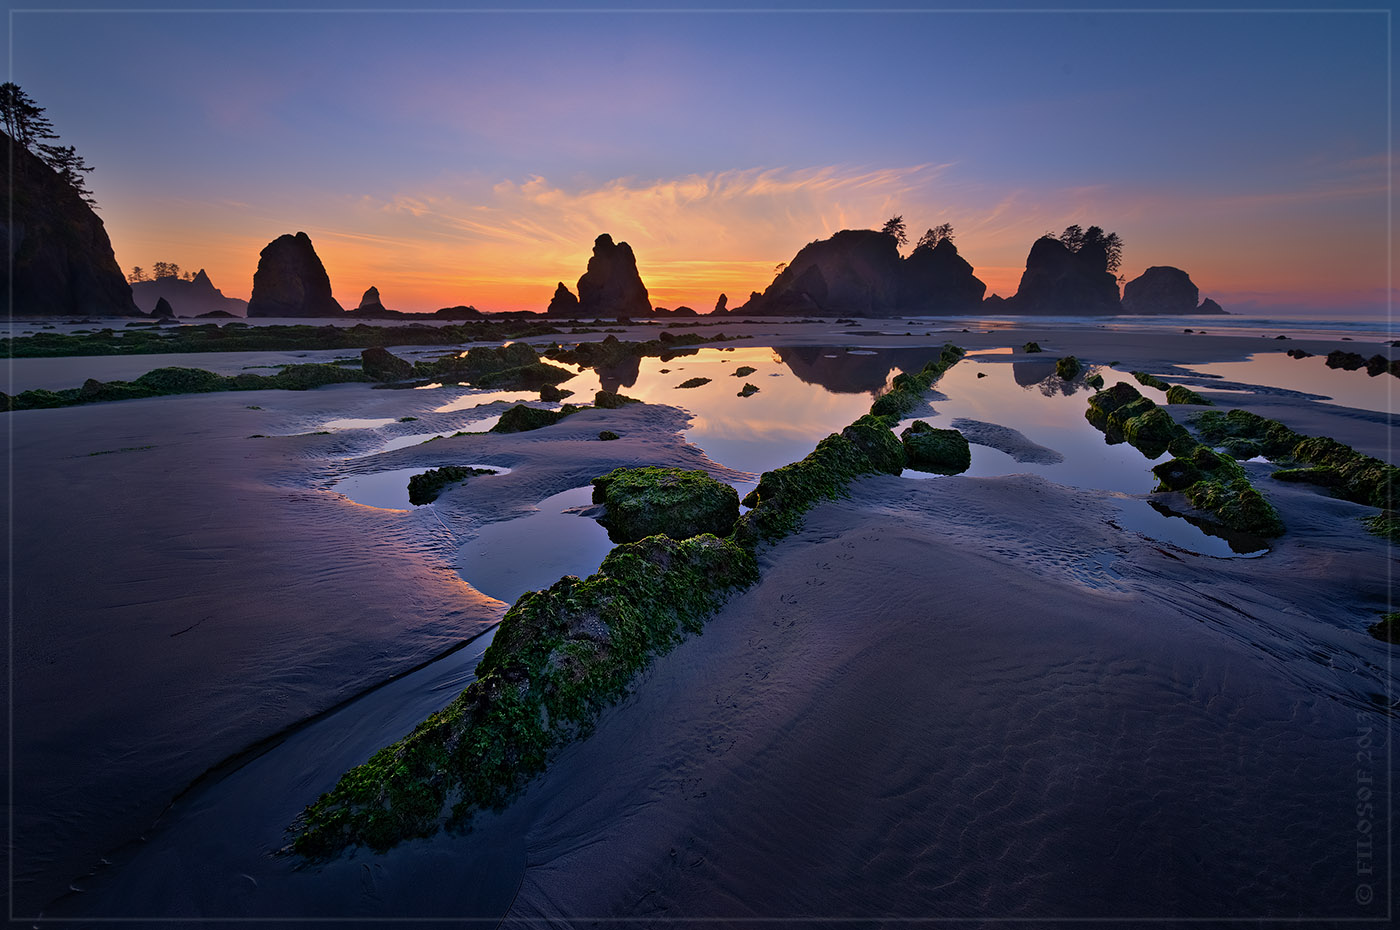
[456,486,614,604]
[334,464,508,510]
[317,416,397,431]
[433,388,543,413]
[1183,352,1395,414]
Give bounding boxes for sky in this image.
[6,0,1394,316]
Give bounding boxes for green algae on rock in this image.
[1022,341,1042,353]
[737,382,759,397]
[1083,382,1192,459]
[1367,612,1399,644]
[869,343,965,425]
[2,363,374,411]
[1165,384,1212,406]
[676,377,711,389]
[591,467,740,543]
[1151,444,1285,537]
[1055,356,1081,380]
[733,366,757,378]
[1084,371,1105,390]
[406,466,497,506]
[598,430,620,441]
[592,389,640,409]
[900,421,971,475]
[1132,371,1171,391]
[489,403,582,434]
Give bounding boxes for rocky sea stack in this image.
[1,135,140,316]
[1002,235,1121,315]
[1122,266,1226,315]
[740,229,984,317]
[132,269,246,317]
[570,234,650,318]
[246,232,344,318]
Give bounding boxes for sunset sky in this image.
[8,1,1392,316]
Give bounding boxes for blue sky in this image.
[5,1,1392,314]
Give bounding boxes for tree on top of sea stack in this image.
[245,232,345,318]
[1001,224,1123,315]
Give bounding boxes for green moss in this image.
[1084,372,1104,389]
[1055,356,1081,380]
[676,377,711,389]
[598,430,620,441]
[1165,384,1212,406]
[1120,407,1182,459]
[1219,438,1262,460]
[1366,613,1399,644]
[1022,341,1042,353]
[737,383,759,397]
[292,533,758,858]
[591,467,740,542]
[489,403,582,433]
[1084,382,1191,458]
[360,347,414,382]
[1361,511,1400,542]
[406,466,496,505]
[900,421,971,475]
[868,344,965,427]
[733,366,757,378]
[1131,371,1170,391]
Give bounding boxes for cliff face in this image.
[245,232,344,318]
[574,234,650,318]
[0,135,140,316]
[1002,236,1121,315]
[739,230,985,317]
[131,269,247,317]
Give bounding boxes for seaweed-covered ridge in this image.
[2,363,374,411]
[289,345,966,857]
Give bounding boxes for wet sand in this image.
[9,317,1396,923]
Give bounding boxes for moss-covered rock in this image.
[676,377,711,389]
[1132,371,1170,391]
[737,382,759,397]
[1085,371,1104,389]
[591,467,740,543]
[360,347,413,382]
[291,532,758,858]
[1362,510,1399,542]
[900,421,971,475]
[598,430,620,441]
[1368,613,1400,644]
[1219,438,1263,460]
[868,343,965,426]
[733,366,757,377]
[406,466,496,505]
[1151,444,1284,536]
[1055,356,1081,380]
[1084,382,1191,458]
[1165,384,1212,405]
[489,403,581,433]
[593,390,640,409]
[1022,341,1042,353]
[539,383,572,402]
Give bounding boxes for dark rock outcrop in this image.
[573,234,650,318]
[1001,236,1120,315]
[132,269,246,317]
[245,232,344,318]
[545,282,580,316]
[590,466,739,543]
[740,229,985,317]
[1,134,140,316]
[360,346,413,382]
[152,297,175,318]
[357,286,387,314]
[1121,266,1197,315]
[1197,297,1226,315]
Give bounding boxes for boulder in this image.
[546,281,580,316]
[360,347,413,382]
[245,232,344,317]
[1121,266,1198,315]
[574,234,650,318]
[1,135,141,316]
[358,286,387,313]
[590,466,739,543]
[899,238,986,314]
[152,296,175,318]
[900,421,971,474]
[1002,236,1120,315]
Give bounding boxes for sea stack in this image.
[0,135,140,316]
[1001,236,1121,315]
[246,232,344,318]
[357,286,387,314]
[131,268,247,317]
[575,234,651,318]
[545,281,581,316]
[1121,266,1198,315]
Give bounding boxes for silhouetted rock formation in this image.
[1001,236,1120,315]
[1197,297,1226,315]
[132,269,247,317]
[1121,266,1203,315]
[546,281,580,316]
[900,238,987,313]
[357,286,387,314]
[714,293,728,314]
[739,229,985,317]
[246,232,344,318]
[1,134,140,316]
[152,297,175,318]
[574,234,651,318]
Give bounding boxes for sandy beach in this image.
[9,316,1395,924]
